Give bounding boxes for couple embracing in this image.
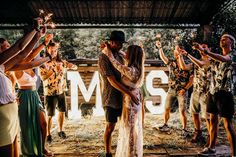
[98,30,145,157]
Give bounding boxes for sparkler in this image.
[48,22,56,29]
[38,9,57,38]
[39,9,55,29]
[156,33,161,41]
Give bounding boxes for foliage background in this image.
[0,28,197,60]
[211,0,236,35]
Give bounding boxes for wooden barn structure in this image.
[0,0,230,114]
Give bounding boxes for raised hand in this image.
[201,44,210,54]
[179,49,188,56]
[192,42,204,51]
[156,40,162,49]
[101,43,113,58]
[44,13,53,24]
[33,17,43,31]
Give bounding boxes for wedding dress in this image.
[107,55,143,157]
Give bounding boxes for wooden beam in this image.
[168,0,181,24]
[149,0,157,24]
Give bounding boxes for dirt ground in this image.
[44,111,236,157]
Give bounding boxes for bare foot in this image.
[43,149,54,156]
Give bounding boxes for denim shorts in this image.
[165,88,187,111]
[190,90,209,119]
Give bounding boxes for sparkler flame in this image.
[39,9,44,14]
[38,9,54,27]
[156,33,161,38]
[156,33,161,41]
[48,22,56,28]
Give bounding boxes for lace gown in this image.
[108,56,143,157]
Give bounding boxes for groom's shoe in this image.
[105,153,112,157]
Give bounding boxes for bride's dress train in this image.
[115,89,143,157]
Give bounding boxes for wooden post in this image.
[203,25,213,41]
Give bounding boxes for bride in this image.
[102,44,145,157]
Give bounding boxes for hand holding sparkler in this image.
[156,34,161,41]
[192,42,204,51]
[179,49,189,57]
[33,17,43,32]
[39,9,52,24]
[156,40,162,49]
[201,44,211,55]
[38,9,55,29]
[192,42,211,55]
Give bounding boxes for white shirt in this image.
[0,65,16,104]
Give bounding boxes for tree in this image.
[211,0,236,35]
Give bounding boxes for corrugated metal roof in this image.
[0,0,226,27]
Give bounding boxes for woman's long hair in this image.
[126,45,145,87]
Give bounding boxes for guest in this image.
[199,34,236,156]
[156,40,193,137]
[178,42,211,144]
[40,41,77,143]
[0,18,44,157]
[14,33,53,156]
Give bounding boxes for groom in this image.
[98,30,127,157]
